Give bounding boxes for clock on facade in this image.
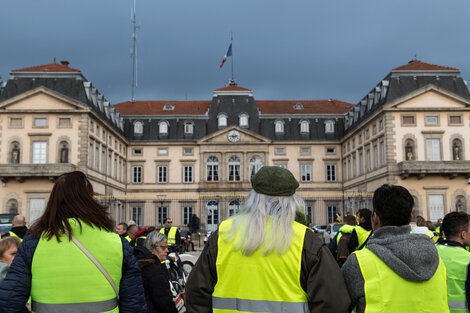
[228,130,241,142]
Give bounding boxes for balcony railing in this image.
[0,163,78,182]
[397,161,470,179]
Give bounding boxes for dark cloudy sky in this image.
[1,0,469,104]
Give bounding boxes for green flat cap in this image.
[251,166,299,196]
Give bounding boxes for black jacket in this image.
[134,246,178,313]
[2,226,28,239]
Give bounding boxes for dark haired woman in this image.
[0,171,147,312]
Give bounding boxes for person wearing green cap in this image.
[186,166,350,313]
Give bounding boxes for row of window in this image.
[9,141,70,164]
[133,118,336,135]
[89,141,126,181]
[405,138,464,161]
[9,116,72,129]
[89,120,126,154]
[401,114,463,127]
[131,157,337,184]
[344,140,386,179]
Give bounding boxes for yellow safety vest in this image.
[337,224,355,245]
[355,225,372,250]
[212,219,309,313]
[9,231,22,242]
[160,227,177,246]
[437,244,470,312]
[31,219,123,313]
[354,247,449,313]
[124,235,131,242]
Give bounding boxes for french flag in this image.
[219,43,232,68]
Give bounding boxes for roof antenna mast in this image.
[131,0,140,102]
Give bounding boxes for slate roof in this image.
[12,60,80,73]
[256,100,353,115]
[392,60,459,72]
[114,101,211,115]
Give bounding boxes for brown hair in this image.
[30,171,114,242]
[0,236,20,260]
[416,216,427,227]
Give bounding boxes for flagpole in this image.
[231,32,235,83]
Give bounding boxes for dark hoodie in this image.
[1,226,28,239]
[342,225,440,313]
[133,246,178,313]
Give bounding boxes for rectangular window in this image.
[379,119,384,130]
[326,164,337,182]
[373,145,378,169]
[183,165,193,183]
[58,117,72,128]
[131,207,143,227]
[300,164,312,182]
[449,115,462,125]
[157,206,168,225]
[9,117,23,128]
[347,159,351,179]
[95,146,100,169]
[183,206,193,225]
[184,123,194,134]
[428,195,445,222]
[133,148,142,155]
[107,153,112,176]
[353,155,357,177]
[228,164,241,181]
[88,142,93,167]
[300,147,310,155]
[305,205,313,225]
[114,158,117,178]
[426,139,441,161]
[275,147,285,155]
[276,164,287,169]
[34,118,47,127]
[327,205,338,224]
[158,148,168,155]
[132,166,143,183]
[380,141,385,165]
[402,115,416,126]
[326,147,335,154]
[29,198,46,224]
[425,115,439,126]
[183,147,193,155]
[101,150,106,172]
[359,150,364,174]
[32,142,47,164]
[157,166,168,183]
[366,149,371,171]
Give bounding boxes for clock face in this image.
[228,130,241,142]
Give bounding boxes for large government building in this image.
[0,59,469,230]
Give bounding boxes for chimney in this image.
[61,60,70,67]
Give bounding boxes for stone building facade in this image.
[0,59,468,229]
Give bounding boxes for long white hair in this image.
[220,190,306,256]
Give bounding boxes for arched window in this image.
[7,199,18,214]
[325,120,335,133]
[300,120,309,133]
[274,120,284,134]
[453,139,463,160]
[159,121,169,135]
[206,156,219,181]
[249,155,263,177]
[239,113,249,128]
[10,141,20,164]
[59,141,69,163]
[456,196,467,212]
[228,156,241,181]
[218,113,227,128]
[405,140,415,160]
[134,121,143,135]
[228,199,240,217]
[184,121,194,134]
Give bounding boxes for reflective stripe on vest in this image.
[354,247,449,313]
[32,298,118,313]
[160,227,177,245]
[336,224,355,245]
[437,244,470,312]
[213,219,308,313]
[9,231,22,242]
[31,219,123,313]
[355,225,372,250]
[212,296,309,312]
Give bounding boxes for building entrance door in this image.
[206,200,219,231]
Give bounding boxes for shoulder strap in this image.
[67,231,120,300]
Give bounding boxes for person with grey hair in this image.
[134,231,179,313]
[2,215,28,242]
[186,166,350,313]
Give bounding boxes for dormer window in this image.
[274,120,284,134]
[184,121,194,134]
[218,113,227,128]
[163,103,175,111]
[300,120,309,133]
[134,121,143,135]
[325,120,335,133]
[239,113,249,128]
[293,103,304,110]
[159,121,169,135]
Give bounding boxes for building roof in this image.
[114,100,212,115]
[12,59,81,73]
[256,100,353,115]
[214,85,252,92]
[392,60,459,72]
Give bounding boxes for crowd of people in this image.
[0,167,468,312]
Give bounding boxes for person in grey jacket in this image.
[341,184,448,313]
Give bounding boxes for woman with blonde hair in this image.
[0,171,146,312]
